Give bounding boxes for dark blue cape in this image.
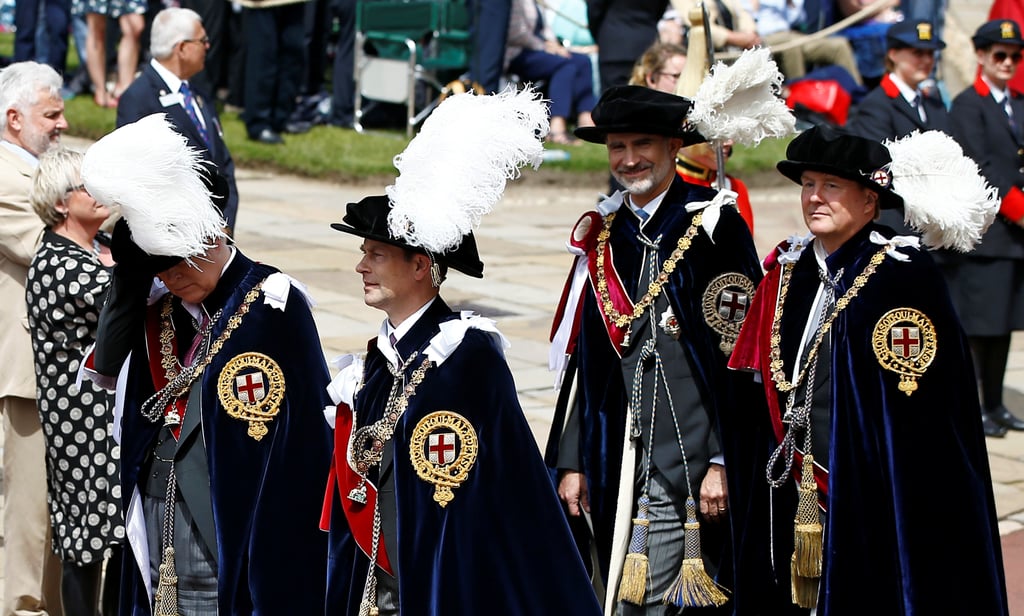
[731,224,1009,614]
[119,251,332,615]
[544,177,767,609]
[327,299,601,615]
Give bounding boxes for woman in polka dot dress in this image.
[25,147,124,616]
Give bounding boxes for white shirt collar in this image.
[625,184,671,224]
[377,296,437,367]
[0,140,39,168]
[151,58,184,94]
[982,74,1010,105]
[888,72,920,105]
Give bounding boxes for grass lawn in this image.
[1,31,793,184]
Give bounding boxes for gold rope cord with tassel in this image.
[618,495,651,604]
[663,497,729,608]
[154,548,180,615]
[792,454,822,608]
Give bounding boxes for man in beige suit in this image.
[0,61,67,616]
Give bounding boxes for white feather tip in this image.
[82,114,225,259]
[386,87,550,254]
[885,130,999,252]
[688,47,795,146]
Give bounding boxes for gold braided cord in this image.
[596,211,703,328]
[768,246,888,392]
[143,282,265,426]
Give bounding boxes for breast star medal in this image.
[871,308,937,395]
[702,273,756,355]
[409,411,478,508]
[217,352,286,440]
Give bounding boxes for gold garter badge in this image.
[702,273,755,355]
[217,352,286,440]
[410,411,478,508]
[871,308,937,395]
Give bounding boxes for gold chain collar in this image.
[141,281,265,423]
[768,246,888,392]
[595,210,703,328]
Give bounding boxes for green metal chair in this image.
[354,0,472,136]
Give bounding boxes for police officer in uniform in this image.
[947,19,1024,437]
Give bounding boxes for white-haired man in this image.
[0,60,67,616]
[117,7,240,233]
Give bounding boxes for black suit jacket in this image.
[117,63,240,230]
[846,73,952,143]
[587,0,667,90]
[950,77,1024,259]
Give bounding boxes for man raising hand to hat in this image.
[83,114,331,615]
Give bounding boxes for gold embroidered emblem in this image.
[917,22,932,41]
[217,352,285,440]
[409,411,478,508]
[871,308,937,396]
[1002,21,1016,39]
[702,273,756,354]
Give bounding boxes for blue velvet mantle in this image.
[731,224,1009,614]
[118,251,333,615]
[543,176,766,607]
[327,299,601,615]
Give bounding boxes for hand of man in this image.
[544,39,571,58]
[558,470,590,516]
[699,463,729,520]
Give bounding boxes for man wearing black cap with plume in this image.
[947,19,1024,437]
[545,85,764,615]
[321,90,601,615]
[730,125,1007,613]
[82,115,331,615]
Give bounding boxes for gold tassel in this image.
[618,551,649,604]
[154,546,180,616]
[663,498,729,608]
[618,495,651,605]
[793,454,822,578]
[791,554,819,609]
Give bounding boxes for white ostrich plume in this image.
[82,114,226,260]
[688,47,795,146]
[885,130,998,252]
[386,86,549,255]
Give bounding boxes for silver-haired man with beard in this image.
[546,85,764,615]
[0,60,67,616]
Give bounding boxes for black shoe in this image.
[987,405,1024,430]
[251,129,284,144]
[982,412,1009,437]
[283,120,312,135]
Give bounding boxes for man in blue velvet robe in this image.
[323,195,602,615]
[544,86,765,615]
[83,117,331,615]
[729,126,1009,614]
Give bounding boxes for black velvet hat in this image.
[972,19,1024,50]
[886,19,946,50]
[574,85,705,145]
[331,195,484,278]
[776,126,904,210]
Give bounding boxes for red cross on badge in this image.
[235,372,266,404]
[718,290,749,322]
[428,432,457,465]
[889,326,921,359]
